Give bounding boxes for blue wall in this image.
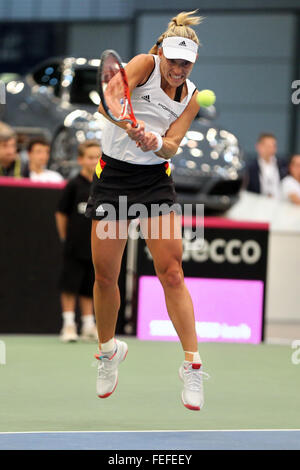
[0,0,299,21]
[136,12,298,158]
[0,1,299,157]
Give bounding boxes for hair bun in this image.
[169,10,204,30]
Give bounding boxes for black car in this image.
[172,110,245,212]
[3,57,105,177]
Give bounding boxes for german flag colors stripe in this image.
[165,162,171,177]
[96,157,106,179]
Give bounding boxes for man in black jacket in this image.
[246,133,287,198]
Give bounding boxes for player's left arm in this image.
[155,89,200,159]
[138,89,200,156]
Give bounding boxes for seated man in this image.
[281,154,300,205]
[0,121,27,177]
[246,133,287,198]
[26,137,64,183]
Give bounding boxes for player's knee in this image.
[159,267,183,289]
[94,271,117,289]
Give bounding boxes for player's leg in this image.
[141,212,198,353]
[91,219,129,398]
[141,212,206,410]
[91,219,129,344]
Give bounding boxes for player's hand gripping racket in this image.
[98,49,139,128]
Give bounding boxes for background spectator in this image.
[55,140,101,342]
[25,138,64,183]
[281,154,300,205]
[246,133,287,198]
[0,121,27,177]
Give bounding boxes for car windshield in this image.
[69,68,98,105]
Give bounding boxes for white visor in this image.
[162,36,198,63]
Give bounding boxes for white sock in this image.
[100,338,116,353]
[184,351,202,364]
[63,311,75,327]
[82,314,95,329]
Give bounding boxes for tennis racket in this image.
[98,49,138,128]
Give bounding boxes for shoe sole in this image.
[97,345,128,399]
[179,368,201,411]
[181,393,200,411]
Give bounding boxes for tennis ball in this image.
[196,89,216,107]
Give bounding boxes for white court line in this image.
[0,429,299,435]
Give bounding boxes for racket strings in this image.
[99,50,137,127]
[101,61,127,120]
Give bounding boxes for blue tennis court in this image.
[0,430,299,450]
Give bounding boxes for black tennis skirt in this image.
[85,153,179,220]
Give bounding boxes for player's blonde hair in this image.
[149,10,204,55]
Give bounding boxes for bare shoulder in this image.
[126,54,155,71]
[125,54,156,88]
[190,88,200,105]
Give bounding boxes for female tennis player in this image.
[86,10,208,411]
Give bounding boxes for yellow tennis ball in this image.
[196,89,216,107]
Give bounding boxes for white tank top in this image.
[101,55,196,165]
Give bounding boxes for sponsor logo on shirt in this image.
[158,103,179,119]
[141,95,151,102]
[96,204,105,216]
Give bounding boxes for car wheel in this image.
[49,127,78,178]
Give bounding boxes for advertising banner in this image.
[136,218,269,344]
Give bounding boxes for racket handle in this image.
[130,114,139,128]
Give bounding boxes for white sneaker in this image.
[95,339,128,399]
[60,324,79,343]
[179,361,209,411]
[81,324,98,342]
